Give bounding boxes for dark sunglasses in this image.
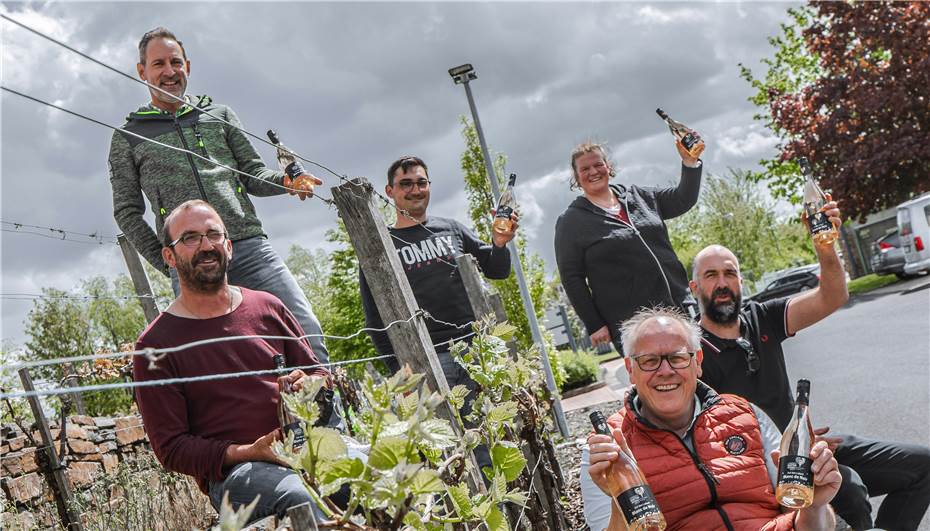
[735,337,760,375]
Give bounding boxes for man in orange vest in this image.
[581,307,841,530]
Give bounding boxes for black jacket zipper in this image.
[676,431,735,531]
[191,122,211,159]
[174,115,208,201]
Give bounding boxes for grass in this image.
[847,273,901,295]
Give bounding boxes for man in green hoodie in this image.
[108,27,330,362]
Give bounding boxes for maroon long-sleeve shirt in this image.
[133,287,328,492]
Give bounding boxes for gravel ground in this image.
[555,400,624,531]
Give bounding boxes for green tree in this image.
[668,169,815,286]
[458,118,564,386]
[740,2,930,219]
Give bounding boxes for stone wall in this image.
[1,414,149,529]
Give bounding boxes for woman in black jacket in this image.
[554,141,703,355]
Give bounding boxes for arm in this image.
[785,200,848,335]
[651,162,702,220]
[586,430,633,531]
[108,132,168,275]
[133,352,235,481]
[554,216,606,335]
[224,106,286,197]
[459,221,511,279]
[359,269,394,356]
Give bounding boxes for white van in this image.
[897,193,930,275]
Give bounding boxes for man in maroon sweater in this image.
[133,200,330,522]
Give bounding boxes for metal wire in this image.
[0,293,155,301]
[1,221,117,244]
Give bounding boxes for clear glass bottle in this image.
[776,379,815,508]
[590,411,666,531]
[799,157,838,246]
[493,173,517,234]
[655,108,704,159]
[273,354,305,451]
[267,130,307,183]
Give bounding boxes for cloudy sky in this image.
[1,1,796,345]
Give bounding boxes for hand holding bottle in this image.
[812,426,843,452]
[801,193,842,245]
[771,440,842,509]
[675,139,703,167]
[490,209,519,247]
[587,426,636,497]
[283,173,323,201]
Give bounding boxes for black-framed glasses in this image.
[735,337,760,375]
[169,230,227,248]
[631,351,695,372]
[395,178,431,192]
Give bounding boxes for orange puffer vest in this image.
[606,383,796,531]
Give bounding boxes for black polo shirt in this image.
[699,298,796,431]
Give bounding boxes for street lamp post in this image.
[449,63,569,438]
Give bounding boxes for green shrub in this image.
[559,350,599,390]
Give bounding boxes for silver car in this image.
[870,229,908,278]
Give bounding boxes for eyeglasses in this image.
[169,230,227,248]
[394,178,431,192]
[735,337,760,375]
[631,351,695,372]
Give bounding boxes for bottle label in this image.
[616,485,662,523]
[778,455,813,487]
[681,132,700,151]
[808,210,833,236]
[283,421,306,450]
[284,161,306,179]
[495,205,514,220]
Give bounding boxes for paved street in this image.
[577,275,930,529]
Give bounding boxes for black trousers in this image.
[830,434,930,531]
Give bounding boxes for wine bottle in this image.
[799,158,838,246]
[655,108,704,159]
[267,130,307,183]
[493,173,517,234]
[273,354,305,451]
[776,379,815,508]
[590,411,666,531]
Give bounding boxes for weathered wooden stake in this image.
[18,369,84,531]
[330,177,484,493]
[286,502,319,531]
[117,234,160,324]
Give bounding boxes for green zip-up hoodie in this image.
[108,95,285,275]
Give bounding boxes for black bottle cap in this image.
[655,108,668,119]
[798,157,811,174]
[590,411,610,435]
[796,379,811,405]
[272,353,285,369]
[267,130,280,144]
[507,173,517,186]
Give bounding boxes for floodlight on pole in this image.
[448,62,570,438]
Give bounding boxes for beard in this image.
[699,286,741,324]
[175,248,228,293]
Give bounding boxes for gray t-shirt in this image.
[579,397,781,531]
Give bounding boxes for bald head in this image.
[692,245,740,280]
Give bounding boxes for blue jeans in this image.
[208,462,324,524]
[170,236,329,363]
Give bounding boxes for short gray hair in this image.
[620,306,702,356]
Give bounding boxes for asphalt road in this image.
[605,275,930,529]
[785,275,930,530]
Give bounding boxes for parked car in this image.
[746,264,820,303]
[898,193,930,276]
[870,229,909,278]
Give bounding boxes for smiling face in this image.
[137,37,190,112]
[386,164,431,220]
[163,204,231,294]
[572,150,613,197]
[625,316,703,430]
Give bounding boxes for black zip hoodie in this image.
[554,164,701,345]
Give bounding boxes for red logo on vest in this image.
[724,435,748,456]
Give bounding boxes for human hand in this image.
[813,426,842,452]
[283,173,323,201]
[587,428,634,497]
[280,369,330,392]
[771,440,841,509]
[590,325,611,347]
[250,429,285,464]
[676,138,704,167]
[801,193,841,233]
[490,209,519,247]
